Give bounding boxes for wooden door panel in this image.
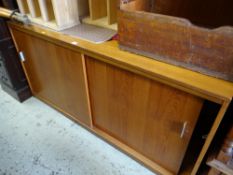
[86,57,203,174]
[11,29,91,126]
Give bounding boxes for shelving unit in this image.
[83,0,118,30]
[38,0,55,22]
[27,0,41,18]
[16,0,88,31]
[107,0,118,25]
[16,0,29,14]
[16,0,117,31]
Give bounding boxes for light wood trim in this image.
[8,23,233,104]
[27,0,41,18]
[81,54,93,128]
[51,0,80,28]
[191,101,230,175]
[38,0,55,22]
[82,16,118,31]
[107,0,118,25]
[8,27,35,95]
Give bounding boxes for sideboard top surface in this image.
[8,22,233,103]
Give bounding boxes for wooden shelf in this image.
[89,0,107,20]
[82,16,117,31]
[88,0,118,29]
[16,0,29,14]
[107,0,118,25]
[16,0,82,31]
[27,0,41,18]
[38,0,55,22]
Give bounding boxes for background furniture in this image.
[9,22,233,175]
[0,0,31,102]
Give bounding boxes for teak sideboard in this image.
[8,22,233,175]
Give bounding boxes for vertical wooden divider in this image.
[16,0,29,14]
[27,0,41,18]
[52,0,80,29]
[107,0,118,25]
[38,0,55,22]
[89,0,107,20]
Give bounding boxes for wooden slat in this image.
[27,0,41,18]
[81,54,93,128]
[16,0,29,14]
[52,0,80,28]
[107,0,118,25]
[38,0,55,22]
[82,16,117,30]
[89,0,107,20]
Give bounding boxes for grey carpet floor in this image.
[0,88,156,175]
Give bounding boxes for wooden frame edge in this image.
[191,101,230,175]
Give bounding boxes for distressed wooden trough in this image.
[118,2,233,82]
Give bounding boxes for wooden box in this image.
[118,0,233,82]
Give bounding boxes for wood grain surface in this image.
[107,0,118,25]
[27,0,41,18]
[11,29,92,126]
[38,0,55,22]
[16,0,29,14]
[86,57,203,174]
[89,0,107,20]
[8,22,233,103]
[52,0,80,28]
